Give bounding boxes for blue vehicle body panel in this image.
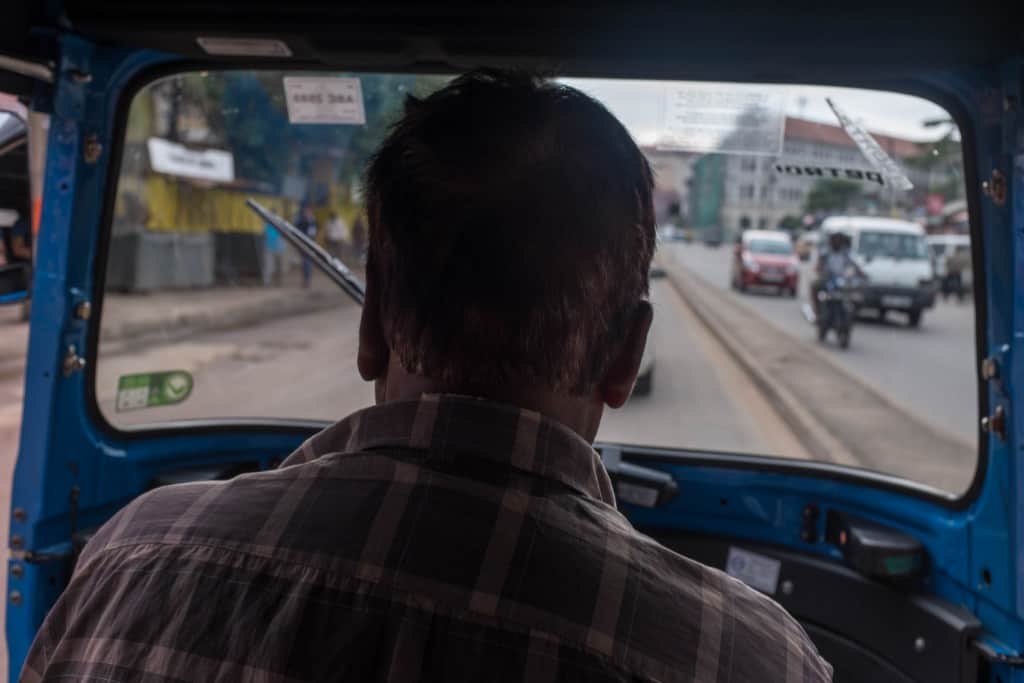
[4,31,1024,682]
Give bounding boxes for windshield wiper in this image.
[245,198,365,306]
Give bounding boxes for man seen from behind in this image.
[24,70,831,683]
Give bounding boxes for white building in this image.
[708,118,923,239]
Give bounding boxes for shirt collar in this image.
[282,394,615,505]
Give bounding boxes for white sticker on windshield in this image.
[283,77,366,125]
[726,547,781,595]
[659,85,786,155]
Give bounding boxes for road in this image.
[94,279,808,458]
[662,241,978,445]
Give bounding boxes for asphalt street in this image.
[663,241,978,445]
[93,279,808,459]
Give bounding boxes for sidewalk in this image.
[658,250,973,494]
[0,270,360,379]
[100,272,358,352]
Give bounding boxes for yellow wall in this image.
[137,176,361,238]
[142,176,296,235]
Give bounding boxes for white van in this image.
[820,216,936,326]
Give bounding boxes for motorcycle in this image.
[815,269,863,349]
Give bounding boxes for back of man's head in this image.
[365,69,655,395]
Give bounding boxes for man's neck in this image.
[378,361,604,442]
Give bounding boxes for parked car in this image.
[730,229,799,296]
[795,231,819,262]
[702,226,724,247]
[633,265,664,396]
[821,216,936,326]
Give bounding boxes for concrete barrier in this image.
[659,252,974,495]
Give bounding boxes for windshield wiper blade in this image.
[245,198,365,306]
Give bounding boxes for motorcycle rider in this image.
[811,231,860,315]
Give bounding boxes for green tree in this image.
[778,215,802,231]
[902,117,964,202]
[166,72,451,192]
[803,179,862,213]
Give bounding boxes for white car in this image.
[821,216,936,327]
[633,266,664,396]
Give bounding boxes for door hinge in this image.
[82,134,102,164]
[981,404,1007,441]
[982,168,1007,206]
[62,345,86,377]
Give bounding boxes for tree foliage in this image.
[778,214,802,231]
[902,117,964,202]
[803,179,862,213]
[155,71,451,196]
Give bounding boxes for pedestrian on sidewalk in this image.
[325,211,348,261]
[2,210,33,321]
[295,205,318,288]
[261,221,285,286]
[1,211,32,266]
[944,246,968,303]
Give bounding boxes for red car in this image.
[730,230,799,297]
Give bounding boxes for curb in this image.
[662,261,860,467]
[100,289,348,351]
[675,250,974,453]
[670,253,974,455]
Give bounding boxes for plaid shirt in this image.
[24,395,831,682]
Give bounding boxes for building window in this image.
[740,216,752,229]
[741,156,757,172]
[758,217,768,229]
[740,185,755,200]
[760,185,770,200]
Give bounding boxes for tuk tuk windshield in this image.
[95,71,974,495]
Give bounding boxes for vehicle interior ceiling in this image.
[3,4,1022,682]
[0,3,1018,93]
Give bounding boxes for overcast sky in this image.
[559,78,954,147]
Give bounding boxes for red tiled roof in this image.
[784,117,921,157]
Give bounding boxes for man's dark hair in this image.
[365,69,656,394]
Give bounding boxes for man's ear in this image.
[599,301,654,409]
[357,273,389,382]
